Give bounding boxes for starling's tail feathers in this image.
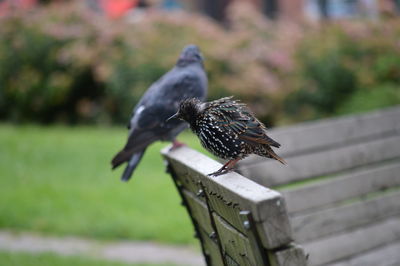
[266,146,286,165]
[271,152,286,165]
[265,136,281,148]
[121,149,146,182]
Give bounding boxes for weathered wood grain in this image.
[212,213,256,266]
[182,189,214,235]
[303,217,400,265]
[162,145,293,249]
[282,161,400,214]
[239,134,400,187]
[291,190,400,243]
[204,190,247,236]
[169,162,204,198]
[327,241,400,266]
[268,244,308,266]
[247,105,400,158]
[198,228,224,266]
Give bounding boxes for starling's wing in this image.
[211,99,281,148]
[207,96,235,108]
[238,118,281,148]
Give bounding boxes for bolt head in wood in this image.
[197,189,205,197]
[243,220,251,230]
[209,231,217,239]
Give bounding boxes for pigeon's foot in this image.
[208,158,240,177]
[169,140,186,151]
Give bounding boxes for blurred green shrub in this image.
[0,3,234,124]
[0,7,104,123]
[286,21,400,121]
[0,1,399,125]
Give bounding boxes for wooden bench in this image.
[162,148,308,264]
[163,106,400,266]
[236,106,400,266]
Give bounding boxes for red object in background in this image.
[100,0,138,18]
[19,0,37,8]
[0,0,37,15]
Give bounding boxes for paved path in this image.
[0,231,204,266]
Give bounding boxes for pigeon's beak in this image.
[166,112,180,122]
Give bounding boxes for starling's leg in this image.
[169,140,186,151]
[208,158,240,177]
[208,161,231,176]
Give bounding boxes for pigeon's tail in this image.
[111,149,131,170]
[120,149,146,182]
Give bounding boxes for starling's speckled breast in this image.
[194,112,246,160]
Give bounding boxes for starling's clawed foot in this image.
[208,167,231,177]
[207,158,240,177]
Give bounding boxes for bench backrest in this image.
[237,106,400,265]
[162,147,307,266]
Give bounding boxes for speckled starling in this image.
[111,45,208,181]
[168,97,285,176]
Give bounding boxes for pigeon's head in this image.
[176,45,204,67]
[167,98,204,124]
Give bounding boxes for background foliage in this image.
[0,1,399,126]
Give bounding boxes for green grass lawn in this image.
[0,251,176,266]
[0,124,211,245]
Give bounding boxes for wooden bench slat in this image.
[266,106,400,157]
[213,213,256,266]
[168,161,203,197]
[282,161,400,214]
[268,244,308,266]
[212,213,308,266]
[205,190,247,236]
[291,189,400,243]
[182,189,214,235]
[198,229,225,266]
[162,146,294,249]
[303,216,400,265]
[327,241,400,266]
[239,134,400,187]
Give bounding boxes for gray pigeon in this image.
[111,45,208,181]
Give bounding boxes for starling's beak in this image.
[166,112,180,122]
